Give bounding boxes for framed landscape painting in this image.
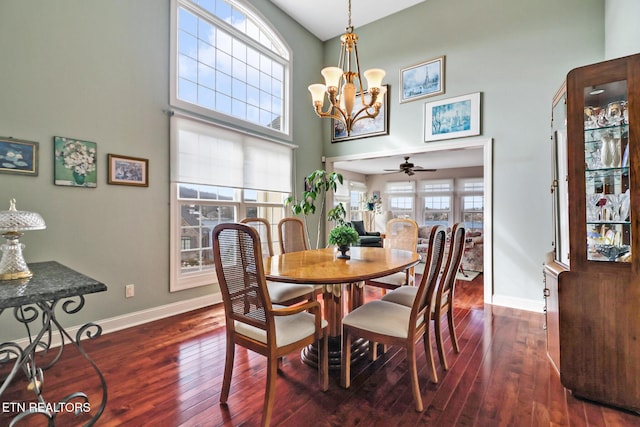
[332,85,389,142]
[400,55,445,103]
[424,92,481,142]
[0,137,38,176]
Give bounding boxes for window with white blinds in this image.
[170,114,292,192]
[169,114,292,291]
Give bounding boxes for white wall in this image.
[605,0,640,59]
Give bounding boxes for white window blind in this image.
[385,181,416,193]
[170,115,292,192]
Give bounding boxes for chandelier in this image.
[308,0,386,136]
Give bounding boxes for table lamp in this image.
[0,199,46,281]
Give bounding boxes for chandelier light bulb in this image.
[364,68,386,90]
[307,0,385,136]
[308,84,326,104]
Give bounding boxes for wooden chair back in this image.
[412,225,447,321]
[240,217,274,258]
[433,222,466,370]
[385,218,419,251]
[213,223,273,332]
[278,217,308,253]
[437,223,466,311]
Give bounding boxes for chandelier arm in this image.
[313,104,345,123]
[350,104,382,126]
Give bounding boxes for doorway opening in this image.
[325,138,493,304]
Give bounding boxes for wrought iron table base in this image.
[1,296,107,426]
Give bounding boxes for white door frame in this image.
[325,137,493,305]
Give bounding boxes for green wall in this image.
[0,0,612,338]
[321,0,604,305]
[0,0,323,340]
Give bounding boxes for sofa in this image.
[349,220,383,247]
[416,226,484,272]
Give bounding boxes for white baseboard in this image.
[491,294,544,313]
[14,293,223,349]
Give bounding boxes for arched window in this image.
[171,0,290,137]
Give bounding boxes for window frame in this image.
[170,183,288,291]
[459,178,484,232]
[419,179,453,227]
[169,0,292,140]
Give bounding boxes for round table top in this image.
[264,246,420,284]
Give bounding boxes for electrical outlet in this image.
[125,284,135,298]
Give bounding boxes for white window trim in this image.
[169,0,292,141]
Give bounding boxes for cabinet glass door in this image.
[584,80,631,262]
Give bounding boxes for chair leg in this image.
[434,311,448,370]
[406,341,424,412]
[423,324,439,384]
[262,356,278,427]
[341,330,352,388]
[448,305,460,353]
[220,336,235,404]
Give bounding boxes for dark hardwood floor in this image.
[2,274,639,426]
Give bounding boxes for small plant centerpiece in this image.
[327,202,357,259]
[328,224,359,259]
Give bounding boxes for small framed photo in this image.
[108,154,149,187]
[400,55,445,103]
[54,136,97,187]
[0,137,39,176]
[424,92,481,142]
[332,85,389,143]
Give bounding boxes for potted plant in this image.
[285,170,345,249]
[328,225,359,259]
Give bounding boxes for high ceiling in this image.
[270,0,426,41]
[270,0,483,175]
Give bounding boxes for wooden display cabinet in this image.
[544,82,569,376]
[558,53,640,412]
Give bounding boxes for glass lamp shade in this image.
[363,68,386,90]
[308,84,327,104]
[321,67,343,89]
[0,199,46,281]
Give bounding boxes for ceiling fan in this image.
[384,156,437,176]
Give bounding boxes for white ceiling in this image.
[270,0,482,175]
[333,149,484,175]
[270,0,426,41]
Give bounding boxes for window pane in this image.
[175,0,288,134]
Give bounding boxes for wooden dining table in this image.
[264,246,420,368]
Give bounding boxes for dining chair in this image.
[382,223,466,371]
[278,217,309,253]
[277,217,324,298]
[241,217,317,305]
[367,218,419,291]
[213,223,328,427]
[341,225,447,412]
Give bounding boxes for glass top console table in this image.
[0,261,107,426]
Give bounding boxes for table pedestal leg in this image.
[300,282,367,370]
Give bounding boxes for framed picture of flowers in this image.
[54,136,97,187]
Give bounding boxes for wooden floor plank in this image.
[2,275,640,426]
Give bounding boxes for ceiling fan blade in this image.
[383,168,402,172]
[413,168,437,172]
